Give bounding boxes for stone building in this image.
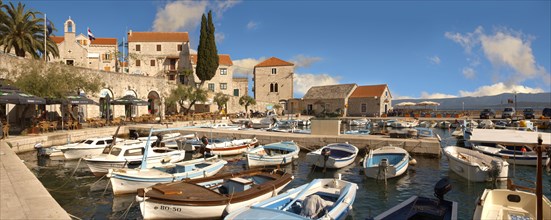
[50,18,118,72]
[189,54,235,96]
[127,31,191,80]
[347,84,392,116]
[253,57,294,105]
[302,84,357,116]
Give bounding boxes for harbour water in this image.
[18,128,551,219]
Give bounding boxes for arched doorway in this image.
[148,91,160,115]
[98,89,113,119]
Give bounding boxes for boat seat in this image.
[224,177,254,194]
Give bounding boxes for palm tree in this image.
[239,95,256,118]
[0,2,59,59]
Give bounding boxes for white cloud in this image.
[189,48,197,54]
[153,1,207,32]
[462,67,475,79]
[446,26,550,86]
[459,83,544,97]
[428,56,441,65]
[246,21,259,30]
[232,57,266,75]
[211,0,241,19]
[420,92,458,99]
[215,32,225,43]
[290,55,323,68]
[294,73,341,96]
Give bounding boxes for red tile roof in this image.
[350,84,389,98]
[128,32,189,42]
[49,36,117,45]
[50,36,64,44]
[255,57,294,67]
[91,38,117,45]
[190,54,233,66]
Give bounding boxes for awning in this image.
[0,90,46,104]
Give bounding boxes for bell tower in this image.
[64,17,76,42]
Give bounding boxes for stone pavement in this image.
[0,141,70,220]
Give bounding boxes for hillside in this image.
[395,92,551,110]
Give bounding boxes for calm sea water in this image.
[19,128,551,220]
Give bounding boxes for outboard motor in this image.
[434,177,452,201]
[129,130,139,140]
[153,134,163,148]
[321,148,331,172]
[34,143,46,156]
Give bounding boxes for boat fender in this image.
[161,156,171,163]
[434,177,452,201]
[409,156,417,165]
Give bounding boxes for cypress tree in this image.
[196,10,219,86]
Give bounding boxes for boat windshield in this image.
[84,140,94,144]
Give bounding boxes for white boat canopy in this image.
[469,129,551,147]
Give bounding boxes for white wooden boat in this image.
[343,129,371,135]
[246,141,300,167]
[200,123,241,130]
[45,137,120,159]
[350,118,369,126]
[443,146,509,182]
[206,138,258,156]
[370,178,458,220]
[306,143,359,169]
[225,177,358,220]
[363,146,409,179]
[107,155,227,195]
[466,129,550,166]
[136,169,293,219]
[83,139,186,177]
[473,188,551,219]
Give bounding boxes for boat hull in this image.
[85,153,185,177]
[444,146,509,182]
[473,189,551,219]
[363,146,409,179]
[306,143,359,169]
[137,183,288,219]
[246,141,300,167]
[473,145,547,166]
[109,160,226,195]
[62,147,104,160]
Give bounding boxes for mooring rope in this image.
[47,158,84,192]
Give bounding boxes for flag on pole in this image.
[46,20,53,36]
[87,28,96,41]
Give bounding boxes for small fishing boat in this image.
[363,146,409,180]
[83,139,186,177]
[369,178,458,220]
[343,129,371,135]
[44,136,120,159]
[443,146,509,182]
[349,118,369,126]
[246,141,300,167]
[200,123,241,130]
[306,143,359,169]
[414,127,434,138]
[136,168,293,219]
[472,145,548,166]
[108,155,227,195]
[225,176,358,220]
[473,188,551,219]
[207,138,258,156]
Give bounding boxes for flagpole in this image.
[44,14,47,62]
[87,26,89,69]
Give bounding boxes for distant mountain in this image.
[395,92,551,110]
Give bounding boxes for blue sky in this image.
[16,0,551,99]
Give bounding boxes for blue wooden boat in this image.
[363,146,409,179]
[225,177,358,220]
[306,143,359,169]
[246,141,300,167]
[369,178,458,220]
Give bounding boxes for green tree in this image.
[213,92,229,112]
[239,95,256,118]
[0,2,59,59]
[178,68,194,85]
[166,85,208,115]
[273,103,283,115]
[195,10,218,86]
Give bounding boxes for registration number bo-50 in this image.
[159,205,182,212]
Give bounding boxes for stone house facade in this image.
[127,31,190,79]
[301,84,357,116]
[50,18,117,72]
[253,57,294,105]
[189,54,235,96]
[347,84,393,116]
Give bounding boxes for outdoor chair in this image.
[49,121,58,131]
[2,124,10,139]
[71,121,79,130]
[39,121,49,133]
